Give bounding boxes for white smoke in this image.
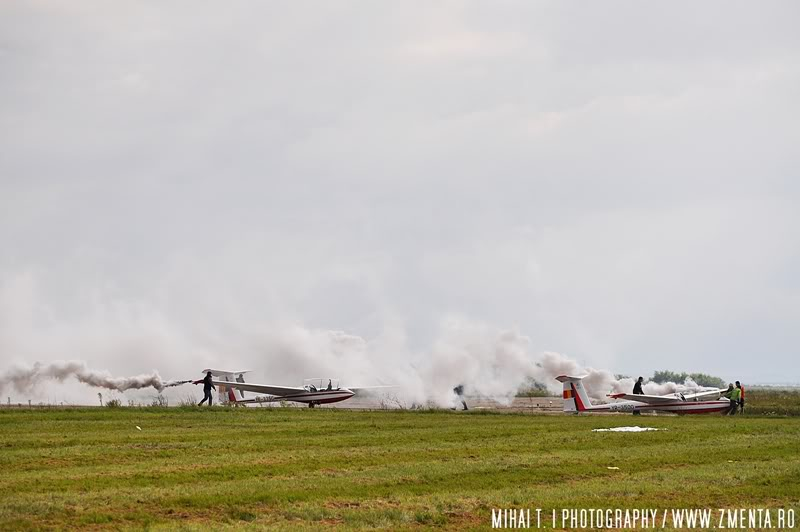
[0,317,544,405]
[0,325,715,405]
[0,360,189,395]
[420,322,535,406]
[0,272,714,405]
[531,351,713,401]
[228,319,539,408]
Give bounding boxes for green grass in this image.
[745,388,800,416]
[1,407,799,530]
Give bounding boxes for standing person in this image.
[726,384,741,416]
[722,383,734,415]
[194,371,216,406]
[736,381,745,414]
[632,377,645,415]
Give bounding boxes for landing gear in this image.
[308,403,315,408]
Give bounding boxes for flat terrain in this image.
[1,408,799,530]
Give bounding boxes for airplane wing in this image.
[682,388,724,400]
[210,380,305,397]
[607,393,681,404]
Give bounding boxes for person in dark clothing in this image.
[735,381,745,414]
[194,371,216,406]
[453,385,468,411]
[632,376,645,415]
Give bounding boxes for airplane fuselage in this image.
[237,388,355,407]
[281,388,355,406]
[588,399,732,415]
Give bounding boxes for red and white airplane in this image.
[206,369,388,408]
[556,375,732,415]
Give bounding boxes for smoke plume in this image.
[0,360,189,394]
[0,333,713,406]
[0,313,713,405]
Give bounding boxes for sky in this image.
[1,2,799,403]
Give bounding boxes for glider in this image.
[556,375,732,415]
[204,369,392,408]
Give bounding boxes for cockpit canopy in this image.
[303,378,339,392]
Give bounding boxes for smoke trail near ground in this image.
[0,271,728,405]
[0,321,713,404]
[0,341,712,405]
[0,360,190,394]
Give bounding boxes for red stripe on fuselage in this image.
[644,401,730,408]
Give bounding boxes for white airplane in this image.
[205,369,389,408]
[556,375,733,415]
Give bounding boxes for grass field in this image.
[745,388,800,416]
[1,407,799,530]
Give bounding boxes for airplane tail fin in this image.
[203,369,251,404]
[555,375,593,413]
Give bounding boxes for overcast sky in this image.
[1,2,798,402]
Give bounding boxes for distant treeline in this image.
[517,378,551,397]
[650,370,726,389]
[615,371,727,389]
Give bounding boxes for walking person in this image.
[453,385,468,411]
[194,371,216,406]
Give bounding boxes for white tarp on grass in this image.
[591,426,665,432]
